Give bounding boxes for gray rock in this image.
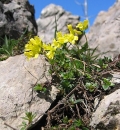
[0,55,58,130]
[90,89,120,130]
[87,1,120,59]
[81,4,120,128]
[112,72,120,84]
[37,4,80,43]
[0,0,37,46]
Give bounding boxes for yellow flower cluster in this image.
[24,36,43,60]
[24,20,89,60]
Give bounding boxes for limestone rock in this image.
[90,89,120,130]
[0,55,58,130]
[87,0,120,59]
[112,72,120,84]
[37,4,80,43]
[0,0,37,46]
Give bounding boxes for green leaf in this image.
[20,121,27,130]
[54,15,58,40]
[21,117,29,121]
[90,46,98,57]
[85,73,92,79]
[33,84,43,91]
[85,82,97,92]
[82,126,89,130]
[73,99,83,104]
[69,126,76,130]
[73,119,82,127]
[4,35,8,48]
[80,42,88,52]
[74,60,84,69]
[102,78,114,90]
[62,116,68,124]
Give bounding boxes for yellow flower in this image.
[24,51,39,59]
[42,43,56,59]
[67,24,82,35]
[51,39,62,49]
[76,20,89,31]
[56,27,79,45]
[76,22,83,31]
[67,24,75,35]
[65,34,78,44]
[46,50,55,59]
[24,36,43,59]
[56,32,68,44]
[42,43,52,50]
[56,32,62,38]
[83,20,89,30]
[73,29,82,35]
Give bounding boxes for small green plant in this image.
[102,78,114,91]
[0,35,17,57]
[20,121,27,130]
[0,27,32,60]
[85,82,97,92]
[33,84,47,93]
[52,117,89,130]
[72,119,89,130]
[20,112,36,130]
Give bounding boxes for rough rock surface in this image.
[87,0,120,59]
[0,0,37,45]
[112,71,120,84]
[85,2,120,128]
[37,4,80,43]
[90,89,120,130]
[0,55,58,130]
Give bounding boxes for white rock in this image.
[87,1,120,59]
[90,89,120,130]
[0,54,58,130]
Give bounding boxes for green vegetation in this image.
[0,28,34,61]
[0,35,17,60]
[33,83,47,93]
[20,112,36,130]
[23,19,119,130]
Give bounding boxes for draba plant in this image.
[24,19,114,94]
[24,20,117,129]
